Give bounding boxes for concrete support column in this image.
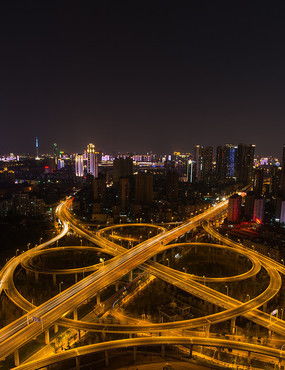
[115,282,119,292]
[45,329,50,345]
[14,349,20,367]
[54,324,58,334]
[161,344,165,357]
[73,309,78,321]
[104,350,109,367]
[189,345,193,358]
[231,317,236,335]
[35,272,39,282]
[247,351,251,365]
[75,273,78,283]
[162,251,167,261]
[153,254,157,262]
[96,293,100,305]
[205,324,211,337]
[52,273,56,286]
[263,302,267,312]
[129,333,132,338]
[129,270,133,282]
[75,356,80,370]
[217,349,221,360]
[133,346,137,362]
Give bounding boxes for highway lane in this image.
[20,246,107,275]
[203,222,285,275]
[13,336,285,370]
[0,203,69,296]
[0,198,229,359]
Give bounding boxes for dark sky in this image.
[0,1,285,156]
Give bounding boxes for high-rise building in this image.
[75,154,84,177]
[227,194,242,223]
[216,144,237,180]
[280,145,285,198]
[87,143,99,178]
[35,137,40,160]
[186,159,194,183]
[120,177,130,210]
[201,146,214,182]
[244,191,255,220]
[166,169,179,202]
[279,200,285,225]
[93,175,106,202]
[57,159,65,170]
[135,172,153,205]
[113,157,133,183]
[253,169,264,196]
[193,145,213,182]
[193,145,202,182]
[236,144,255,184]
[253,197,264,223]
[53,143,60,164]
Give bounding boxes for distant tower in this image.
[193,145,202,182]
[53,143,60,165]
[86,143,99,178]
[75,154,84,177]
[187,159,194,183]
[35,137,40,160]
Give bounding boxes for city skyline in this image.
[2,3,285,369]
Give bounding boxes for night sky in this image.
[0,1,285,156]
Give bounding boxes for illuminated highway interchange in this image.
[0,193,285,369]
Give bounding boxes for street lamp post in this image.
[59,281,64,293]
[225,285,229,296]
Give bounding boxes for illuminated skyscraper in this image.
[186,159,194,183]
[216,144,237,180]
[87,143,99,178]
[193,145,213,182]
[280,145,285,197]
[75,154,84,177]
[57,159,65,170]
[253,197,264,223]
[193,145,202,181]
[35,137,40,160]
[227,194,242,223]
[279,200,285,225]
